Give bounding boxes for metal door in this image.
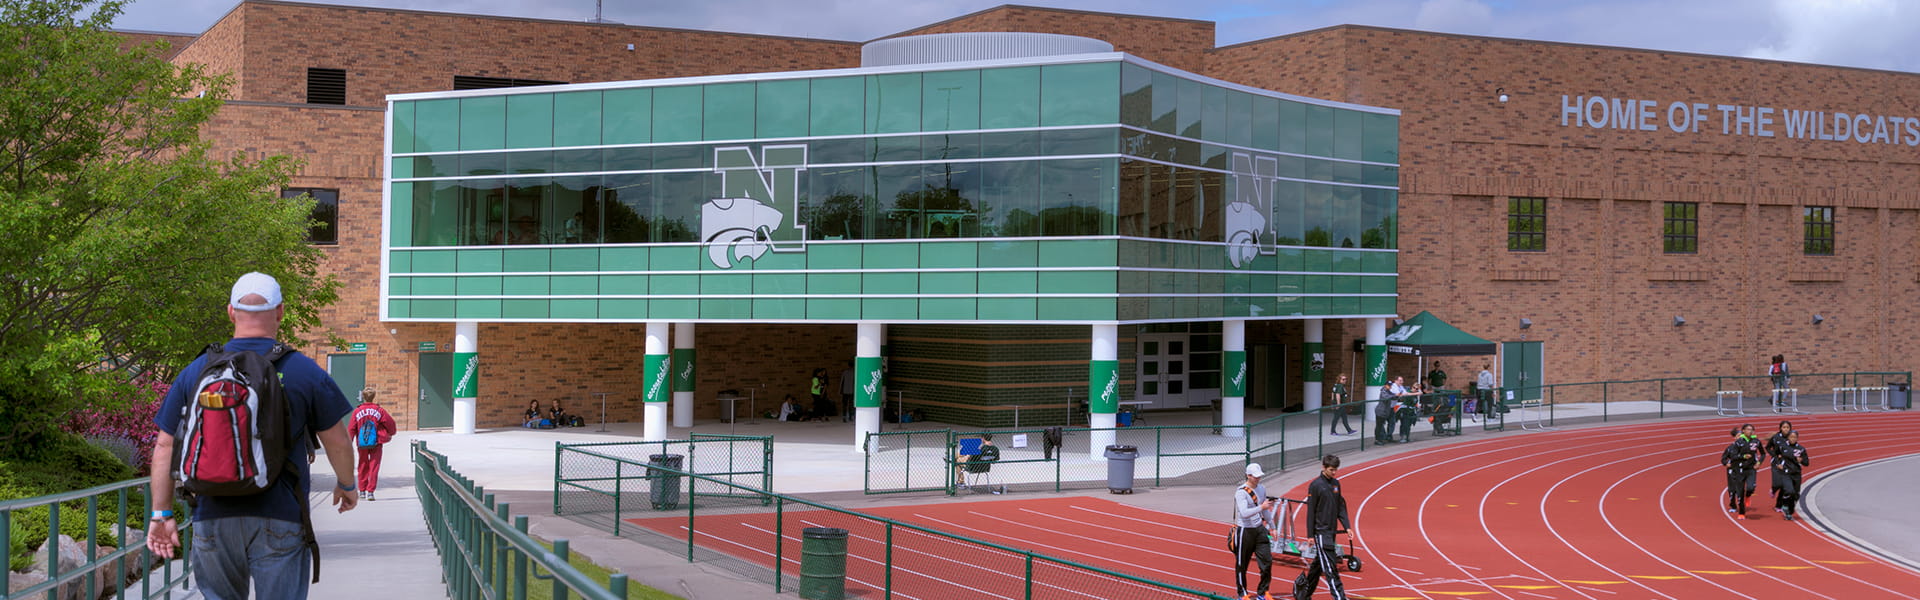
[1135,333,1189,410]
[418,352,453,428]
[1500,341,1544,402]
[327,354,366,404]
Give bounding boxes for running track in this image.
[630,412,1920,599]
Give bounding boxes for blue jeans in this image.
[191,516,310,600]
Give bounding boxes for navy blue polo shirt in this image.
[154,337,351,524]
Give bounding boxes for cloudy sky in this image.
[110,0,1917,73]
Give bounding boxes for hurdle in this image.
[1716,390,1748,417]
[1518,399,1556,431]
[1859,386,1891,412]
[1770,388,1807,414]
[1833,387,1860,412]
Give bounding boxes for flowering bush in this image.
[63,377,169,475]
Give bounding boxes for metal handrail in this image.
[415,441,627,600]
[0,477,192,600]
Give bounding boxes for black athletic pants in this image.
[1291,533,1349,600]
[1726,468,1753,515]
[1234,526,1273,596]
[1774,472,1802,515]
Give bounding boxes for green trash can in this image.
[798,527,849,600]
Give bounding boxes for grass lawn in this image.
[524,539,684,600]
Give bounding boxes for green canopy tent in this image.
[1384,311,1497,389]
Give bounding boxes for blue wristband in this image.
[337,481,356,492]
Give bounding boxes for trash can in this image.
[648,454,683,510]
[1210,398,1223,434]
[716,393,740,423]
[1891,382,1911,410]
[1117,410,1134,427]
[1104,445,1138,494]
[798,527,849,600]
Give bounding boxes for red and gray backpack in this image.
[175,343,296,496]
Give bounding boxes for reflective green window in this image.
[704,82,754,140]
[392,101,416,153]
[1277,100,1305,155]
[1301,182,1332,247]
[652,171,703,243]
[1150,70,1178,135]
[1363,112,1398,164]
[1040,62,1118,127]
[506,94,553,149]
[756,79,809,138]
[924,133,979,161]
[1201,84,1227,144]
[1330,186,1361,248]
[413,180,459,246]
[980,67,1039,129]
[872,164,919,239]
[1041,128,1115,156]
[1120,63,1152,129]
[653,86,703,143]
[1272,180,1304,245]
[553,91,602,147]
[1040,158,1116,236]
[1334,109,1362,161]
[867,73,921,134]
[1176,77,1202,139]
[1252,96,1279,151]
[1304,104,1333,158]
[981,161,1038,236]
[809,137,868,164]
[810,76,864,136]
[554,148,602,173]
[459,97,505,151]
[1227,90,1252,148]
[922,70,980,131]
[980,130,1038,158]
[808,165,870,240]
[602,88,651,145]
[414,99,462,153]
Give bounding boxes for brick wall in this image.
[889,5,1215,74]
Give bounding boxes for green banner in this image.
[643,353,671,403]
[1303,342,1325,383]
[854,356,883,408]
[1089,360,1119,414]
[1366,345,1387,387]
[452,351,479,398]
[672,348,696,391]
[1224,350,1248,397]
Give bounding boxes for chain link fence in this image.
[554,435,772,537]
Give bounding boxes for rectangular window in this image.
[1803,206,1834,255]
[283,188,339,245]
[1662,202,1698,253]
[305,68,345,105]
[1507,197,1546,251]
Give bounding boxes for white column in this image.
[452,321,479,435]
[1089,324,1119,459]
[1221,320,1246,438]
[854,322,884,453]
[1365,318,1388,430]
[671,322,695,428]
[642,321,670,441]
[1303,319,1325,411]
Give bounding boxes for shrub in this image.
[63,377,168,475]
[2,432,143,571]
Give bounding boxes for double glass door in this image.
[1136,333,1188,409]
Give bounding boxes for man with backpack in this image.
[349,388,396,501]
[146,272,359,599]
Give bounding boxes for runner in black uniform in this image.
[1765,420,1794,511]
[1291,455,1352,600]
[1771,431,1811,521]
[1721,425,1761,519]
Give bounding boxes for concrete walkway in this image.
[163,398,1917,599]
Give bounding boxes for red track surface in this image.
[631,412,1920,599]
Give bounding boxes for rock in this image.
[29,535,88,577]
[7,569,48,596]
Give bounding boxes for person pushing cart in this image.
[1291,454,1353,600]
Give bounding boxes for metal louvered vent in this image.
[452,75,567,90]
[306,67,346,105]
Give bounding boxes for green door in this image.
[1500,341,1544,402]
[328,354,366,403]
[418,352,454,428]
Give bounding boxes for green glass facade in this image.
[384,55,1398,323]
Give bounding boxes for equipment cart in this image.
[1270,496,1363,572]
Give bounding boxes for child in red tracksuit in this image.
[349,389,397,500]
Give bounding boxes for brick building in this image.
[142,1,1919,434]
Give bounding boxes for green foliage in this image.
[2,431,144,571]
[0,0,340,451]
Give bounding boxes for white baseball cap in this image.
[229,272,284,312]
[1245,463,1266,478]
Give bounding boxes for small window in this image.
[1662,202,1698,253]
[1803,206,1834,255]
[453,75,567,90]
[283,188,339,245]
[306,68,345,105]
[1507,197,1546,252]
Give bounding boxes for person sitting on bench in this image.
[956,433,1001,490]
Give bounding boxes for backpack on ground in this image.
[356,413,381,448]
[176,343,296,497]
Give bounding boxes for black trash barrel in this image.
[1891,382,1911,410]
[1104,445,1138,494]
[648,454,684,510]
[799,527,849,600]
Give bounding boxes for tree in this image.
[0,0,338,452]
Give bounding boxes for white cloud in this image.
[1746,0,1915,71]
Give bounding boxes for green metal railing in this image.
[0,478,191,600]
[414,441,629,600]
[865,370,1908,495]
[553,435,773,536]
[560,456,1234,600]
